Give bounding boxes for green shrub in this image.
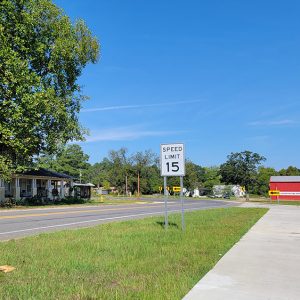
[0,198,16,208]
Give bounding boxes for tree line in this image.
[37,145,300,196]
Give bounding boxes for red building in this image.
[269,176,300,201]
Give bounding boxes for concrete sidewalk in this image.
[183,204,300,300]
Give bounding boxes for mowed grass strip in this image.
[268,200,300,206]
[0,207,267,300]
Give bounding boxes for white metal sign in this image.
[279,191,300,196]
[160,143,185,177]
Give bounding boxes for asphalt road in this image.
[0,199,236,241]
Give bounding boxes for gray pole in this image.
[180,176,185,230]
[164,176,168,229]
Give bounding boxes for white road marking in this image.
[0,203,233,237]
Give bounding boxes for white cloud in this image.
[248,119,298,126]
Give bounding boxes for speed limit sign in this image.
[160,143,186,231]
[160,143,185,176]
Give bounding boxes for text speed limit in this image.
[160,143,185,176]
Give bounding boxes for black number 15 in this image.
[166,162,179,172]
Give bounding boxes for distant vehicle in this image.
[223,193,230,199]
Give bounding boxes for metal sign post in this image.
[164,176,168,229]
[160,143,185,231]
[180,176,185,230]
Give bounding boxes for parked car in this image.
[223,192,231,199]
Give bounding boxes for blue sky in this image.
[54,0,300,169]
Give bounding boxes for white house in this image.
[0,168,74,202]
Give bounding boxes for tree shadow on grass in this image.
[156,221,179,229]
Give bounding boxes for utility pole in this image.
[125,175,128,196]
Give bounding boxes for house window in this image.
[20,179,32,197]
[4,182,12,197]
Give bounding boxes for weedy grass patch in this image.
[0,207,267,300]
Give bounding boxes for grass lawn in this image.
[247,198,300,206]
[0,198,144,211]
[266,200,300,206]
[0,207,267,300]
[91,197,148,205]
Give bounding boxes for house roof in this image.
[270,176,300,183]
[20,168,73,179]
[74,182,95,187]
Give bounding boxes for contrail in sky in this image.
[248,119,297,126]
[84,128,184,142]
[81,99,204,112]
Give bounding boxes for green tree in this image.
[131,150,158,195]
[202,166,221,191]
[167,176,180,192]
[0,0,99,179]
[278,166,300,176]
[144,165,162,194]
[87,149,162,195]
[57,145,90,180]
[108,148,131,193]
[220,151,266,191]
[37,153,59,171]
[87,157,113,187]
[38,144,90,180]
[102,180,111,190]
[252,167,277,195]
[184,161,205,190]
[86,159,112,187]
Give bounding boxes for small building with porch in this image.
[0,168,97,203]
[0,168,74,202]
[73,182,95,199]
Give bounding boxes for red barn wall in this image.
[269,182,300,201]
